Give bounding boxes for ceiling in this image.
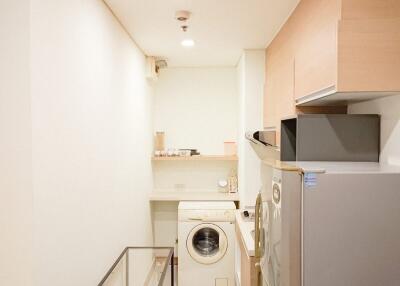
[104,0,299,67]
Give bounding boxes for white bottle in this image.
[228,169,238,193]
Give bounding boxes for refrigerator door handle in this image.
[255,192,262,258]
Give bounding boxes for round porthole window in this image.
[186,224,228,264]
[192,227,219,256]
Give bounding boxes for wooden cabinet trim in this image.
[236,226,257,286]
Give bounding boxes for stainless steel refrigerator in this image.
[254,161,400,286]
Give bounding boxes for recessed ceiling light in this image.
[181,39,195,47]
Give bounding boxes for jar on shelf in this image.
[154,132,165,152]
[224,141,237,156]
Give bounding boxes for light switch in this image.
[215,278,228,286]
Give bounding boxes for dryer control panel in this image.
[179,209,235,222]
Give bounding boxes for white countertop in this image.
[263,160,400,174]
[235,210,255,257]
[149,191,240,202]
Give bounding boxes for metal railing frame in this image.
[98,246,174,286]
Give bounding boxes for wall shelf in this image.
[151,155,238,162]
[149,191,240,202]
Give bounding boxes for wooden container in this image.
[154,132,165,151]
[224,141,237,156]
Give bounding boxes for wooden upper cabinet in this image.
[341,0,400,20]
[264,51,277,129]
[264,0,400,129]
[264,13,297,134]
[293,0,340,99]
[336,0,400,93]
[337,18,400,92]
[264,48,295,129]
[294,22,338,99]
[293,0,400,104]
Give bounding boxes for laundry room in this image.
[3,1,400,286]
[150,65,240,257]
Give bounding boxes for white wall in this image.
[30,0,154,285]
[152,202,178,253]
[237,50,265,207]
[153,67,238,155]
[0,1,33,285]
[349,94,400,166]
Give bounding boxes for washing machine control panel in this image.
[179,209,235,222]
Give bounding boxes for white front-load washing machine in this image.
[178,201,236,286]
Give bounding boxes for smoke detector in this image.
[175,10,191,22]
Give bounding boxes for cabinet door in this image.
[264,49,295,146]
[341,0,400,20]
[264,52,295,147]
[264,51,277,129]
[337,18,400,92]
[236,227,257,286]
[276,56,295,122]
[294,23,337,100]
[293,0,340,100]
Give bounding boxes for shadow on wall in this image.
[349,94,400,166]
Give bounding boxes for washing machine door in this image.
[186,223,228,265]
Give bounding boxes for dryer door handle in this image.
[188,217,203,221]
